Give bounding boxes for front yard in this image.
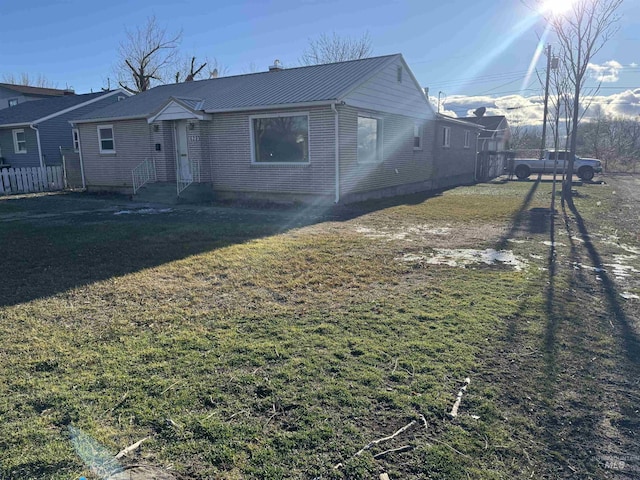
[0,178,638,479]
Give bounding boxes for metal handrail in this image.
[132,158,156,194]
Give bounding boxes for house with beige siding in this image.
[72,54,463,204]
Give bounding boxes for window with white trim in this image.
[357,115,383,163]
[8,98,18,107]
[251,113,309,163]
[413,122,423,150]
[97,125,115,153]
[72,129,80,152]
[12,129,27,153]
[442,126,451,148]
[464,130,470,149]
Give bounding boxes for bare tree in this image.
[541,0,624,200]
[300,31,372,65]
[116,16,182,93]
[2,73,57,88]
[175,56,208,83]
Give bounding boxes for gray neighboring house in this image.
[433,114,483,188]
[461,115,511,180]
[0,90,129,169]
[0,83,75,111]
[73,54,449,204]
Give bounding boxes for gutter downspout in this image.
[30,124,44,168]
[77,127,86,189]
[331,102,340,204]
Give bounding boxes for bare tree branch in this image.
[116,15,182,93]
[300,31,373,66]
[2,73,58,88]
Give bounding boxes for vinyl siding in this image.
[79,119,152,188]
[343,57,433,120]
[338,105,435,199]
[38,94,124,165]
[0,87,47,111]
[0,127,40,167]
[433,121,478,188]
[209,106,335,197]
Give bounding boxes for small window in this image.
[413,123,423,150]
[72,129,80,152]
[442,126,451,148]
[97,125,115,154]
[118,96,126,102]
[8,98,18,107]
[397,66,403,83]
[12,129,27,153]
[358,115,383,163]
[464,130,470,149]
[251,114,309,163]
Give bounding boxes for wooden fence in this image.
[0,166,65,195]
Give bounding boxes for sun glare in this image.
[541,0,575,16]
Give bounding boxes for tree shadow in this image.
[495,175,542,250]
[0,187,455,308]
[564,201,640,364]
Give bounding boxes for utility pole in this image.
[540,44,552,159]
[438,91,444,114]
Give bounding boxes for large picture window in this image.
[97,125,115,154]
[251,114,309,163]
[357,115,382,163]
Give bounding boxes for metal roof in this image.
[74,54,400,122]
[0,91,116,127]
[460,116,508,139]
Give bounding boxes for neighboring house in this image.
[72,54,446,204]
[433,114,483,188]
[461,115,511,180]
[0,83,75,111]
[0,90,129,168]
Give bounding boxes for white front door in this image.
[175,120,192,182]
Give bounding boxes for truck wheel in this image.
[578,166,594,181]
[515,165,530,180]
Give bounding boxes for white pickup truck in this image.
[510,151,603,181]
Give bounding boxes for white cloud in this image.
[587,60,623,82]
[438,89,640,129]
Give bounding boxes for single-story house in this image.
[0,89,129,169]
[433,113,483,188]
[73,54,482,204]
[0,83,76,111]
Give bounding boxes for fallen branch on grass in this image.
[115,436,151,459]
[373,445,413,459]
[449,377,471,417]
[333,419,417,469]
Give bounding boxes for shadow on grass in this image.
[565,201,640,364]
[0,187,452,308]
[495,175,541,250]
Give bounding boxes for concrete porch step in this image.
[133,182,216,205]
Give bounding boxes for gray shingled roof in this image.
[0,83,74,97]
[75,54,400,122]
[460,116,507,139]
[0,91,115,126]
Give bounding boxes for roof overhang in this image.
[436,113,484,129]
[0,89,131,128]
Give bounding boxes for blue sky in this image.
[1,0,639,122]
